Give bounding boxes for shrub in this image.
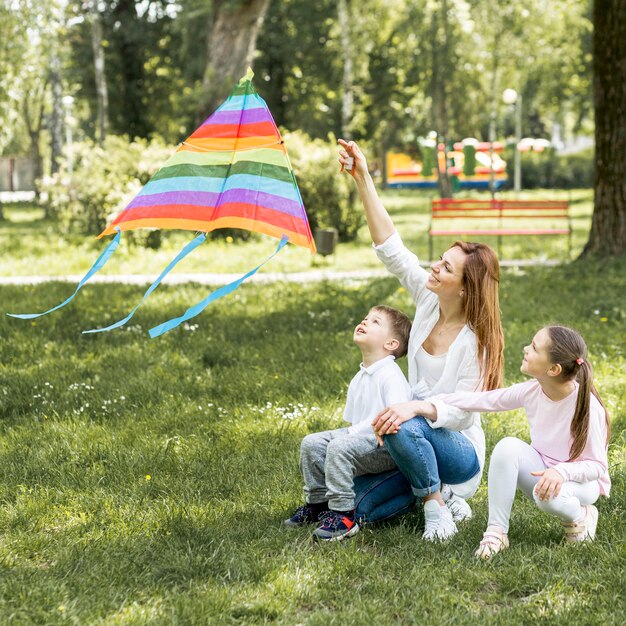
[504,146,594,189]
[41,136,172,245]
[284,130,362,242]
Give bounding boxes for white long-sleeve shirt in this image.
[430,379,611,496]
[375,232,485,498]
[343,355,411,436]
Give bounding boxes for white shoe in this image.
[442,488,473,523]
[475,525,509,559]
[562,504,599,543]
[422,499,458,541]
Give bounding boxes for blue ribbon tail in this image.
[82,232,207,334]
[6,228,122,320]
[149,235,289,339]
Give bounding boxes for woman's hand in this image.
[372,402,419,436]
[531,468,564,500]
[338,138,368,179]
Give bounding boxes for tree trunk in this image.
[49,50,64,175]
[90,3,109,145]
[201,0,271,120]
[431,2,452,198]
[582,0,626,257]
[337,0,353,139]
[23,83,46,200]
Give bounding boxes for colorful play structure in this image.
[385,138,508,190]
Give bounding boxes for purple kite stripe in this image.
[126,189,304,218]
[204,108,273,127]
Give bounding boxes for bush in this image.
[284,130,362,242]
[41,136,172,244]
[504,146,594,189]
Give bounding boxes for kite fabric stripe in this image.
[6,228,122,320]
[82,232,206,334]
[149,236,288,338]
[99,69,315,254]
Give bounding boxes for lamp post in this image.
[502,88,522,193]
[62,95,74,175]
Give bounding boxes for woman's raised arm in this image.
[338,138,395,245]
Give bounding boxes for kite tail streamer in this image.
[149,235,288,338]
[6,228,122,320]
[82,232,206,334]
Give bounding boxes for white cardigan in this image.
[375,231,485,498]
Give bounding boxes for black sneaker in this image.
[312,512,360,541]
[284,504,328,527]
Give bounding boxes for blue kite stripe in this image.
[137,174,301,204]
[82,233,206,334]
[149,236,288,338]
[127,189,303,218]
[211,94,266,113]
[6,228,121,320]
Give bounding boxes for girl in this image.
[401,325,610,556]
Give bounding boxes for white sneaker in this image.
[422,499,458,541]
[442,489,473,523]
[562,504,599,543]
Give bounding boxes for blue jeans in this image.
[355,417,480,523]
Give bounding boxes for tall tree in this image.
[200,0,271,118]
[89,1,108,144]
[337,0,353,139]
[583,0,626,256]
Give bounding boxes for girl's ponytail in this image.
[546,326,610,461]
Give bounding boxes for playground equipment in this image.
[386,138,508,190]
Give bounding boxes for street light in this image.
[62,95,74,175]
[502,88,522,193]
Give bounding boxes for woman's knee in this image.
[384,417,428,450]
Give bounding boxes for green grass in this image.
[0,188,593,277]
[0,194,623,623]
[0,241,625,623]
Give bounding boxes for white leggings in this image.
[488,437,600,533]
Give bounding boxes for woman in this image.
[339,139,504,540]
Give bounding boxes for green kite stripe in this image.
[165,147,289,169]
[152,161,293,185]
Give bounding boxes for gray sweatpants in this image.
[300,427,398,511]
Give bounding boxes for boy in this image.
[285,305,412,541]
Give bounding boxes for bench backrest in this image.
[431,199,569,219]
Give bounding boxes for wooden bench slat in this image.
[428,198,571,259]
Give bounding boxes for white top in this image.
[430,379,611,496]
[375,231,486,498]
[416,347,447,389]
[343,355,412,436]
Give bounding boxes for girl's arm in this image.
[426,380,532,428]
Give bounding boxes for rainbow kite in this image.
[8,69,315,337]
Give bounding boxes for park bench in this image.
[428,198,571,261]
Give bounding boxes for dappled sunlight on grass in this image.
[0,249,624,622]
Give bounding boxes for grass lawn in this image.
[0,188,592,277]
[0,192,625,624]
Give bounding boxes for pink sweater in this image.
[430,379,611,496]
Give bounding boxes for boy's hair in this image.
[371,305,412,358]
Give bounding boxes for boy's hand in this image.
[531,468,564,500]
